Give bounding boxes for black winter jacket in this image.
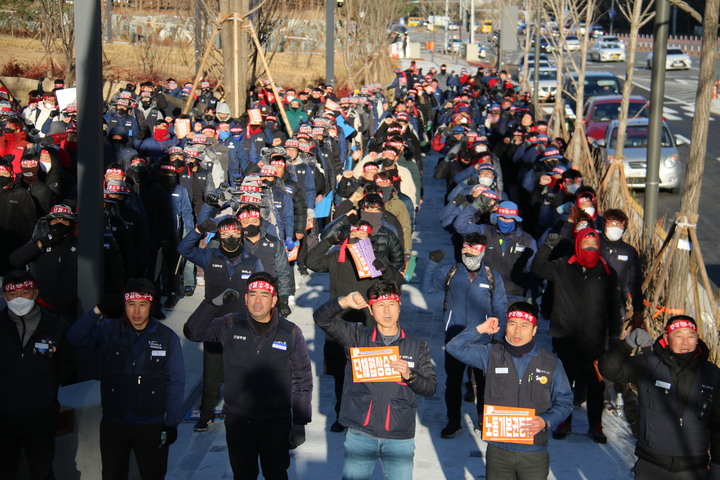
[532,244,622,344]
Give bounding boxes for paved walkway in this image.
[158,151,638,479]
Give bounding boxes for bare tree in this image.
[541,0,570,138]
[610,0,655,161]
[37,0,75,85]
[335,0,403,86]
[666,0,720,312]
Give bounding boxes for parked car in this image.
[564,35,581,51]
[583,95,649,142]
[519,58,551,75]
[647,48,692,70]
[448,38,462,53]
[528,67,559,102]
[593,118,684,192]
[589,42,626,62]
[562,71,622,116]
[590,24,605,38]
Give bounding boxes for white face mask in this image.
[40,161,52,173]
[7,297,35,316]
[605,226,624,242]
[462,252,484,271]
[582,207,596,217]
[478,176,494,187]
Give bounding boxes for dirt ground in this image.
[0,33,378,93]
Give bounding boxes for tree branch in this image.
[666,0,702,24]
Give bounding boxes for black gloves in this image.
[289,424,306,449]
[206,193,221,207]
[472,194,495,214]
[625,328,653,349]
[159,425,178,447]
[545,233,561,249]
[211,288,240,307]
[277,301,292,318]
[452,193,467,205]
[38,232,63,248]
[324,229,348,245]
[372,258,388,273]
[197,219,217,234]
[429,250,446,263]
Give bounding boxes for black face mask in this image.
[243,224,261,237]
[263,178,276,187]
[220,236,242,253]
[141,101,152,109]
[0,175,13,189]
[382,158,395,168]
[360,211,382,233]
[109,138,125,145]
[126,167,147,185]
[158,175,177,190]
[544,159,558,170]
[50,222,73,238]
[203,114,215,122]
[379,186,393,201]
[116,108,128,117]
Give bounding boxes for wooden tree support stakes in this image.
[641,212,720,332]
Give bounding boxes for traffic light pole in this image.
[325,0,335,85]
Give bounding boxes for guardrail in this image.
[615,33,718,57]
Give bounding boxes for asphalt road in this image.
[407,26,720,285]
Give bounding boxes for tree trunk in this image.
[613,0,648,161]
[666,0,719,313]
[569,0,596,163]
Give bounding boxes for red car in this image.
[583,95,649,143]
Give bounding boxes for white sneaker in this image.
[287,295,296,306]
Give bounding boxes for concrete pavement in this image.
[158,151,637,480]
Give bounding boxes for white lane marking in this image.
[676,134,691,144]
[662,111,683,121]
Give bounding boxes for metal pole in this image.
[195,0,202,74]
[610,0,615,35]
[444,0,449,55]
[105,0,113,43]
[532,2,541,119]
[74,0,104,315]
[644,0,670,247]
[325,0,335,86]
[470,0,475,46]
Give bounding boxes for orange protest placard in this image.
[350,346,402,383]
[481,404,536,444]
[174,118,190,139]
[286,244,299,262]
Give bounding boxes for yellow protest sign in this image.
[350,346,402,383]
[481,404,536,444]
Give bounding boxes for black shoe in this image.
[164,293,180,310]
[194,418,214,432]
[587,424,607,444]
[298,266,309,277]
[184,286,195,297]
[552,421,572,439]
[153,309,166,320]
[440,423,462,438]
[329,421,346,432]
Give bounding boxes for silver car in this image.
[564,35,581,51]
[647,48,691,70]
[589,42,626,62]
[528,67,558,102]
[593,119,684,192]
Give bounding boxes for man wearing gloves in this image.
[447,302,573,479]
[600,316,720,479]
[421,232,508,438]
[178,216,262,433]
[184,272,313,480]
[67,278,185,480]
[313,280,436,480]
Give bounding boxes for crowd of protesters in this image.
[1,59,718,480]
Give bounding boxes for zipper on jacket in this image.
[363,400,373,426]
[385,403,392,431]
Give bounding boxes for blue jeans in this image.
[342,429,414,480]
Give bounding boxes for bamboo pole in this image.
[687,220,720,326]
[182,14,230,116]
[245,21,293,138]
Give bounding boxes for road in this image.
[407,25,720,285]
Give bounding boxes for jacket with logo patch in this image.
[313,298,437,440]
[184,300,312,425]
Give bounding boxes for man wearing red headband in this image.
[68,278,185,479]
[447,302,573,479]
[600,316,720,478]
[0,270,74,480]
[314,280,436,479]
[422,232,508,438]
[184,272,312,480]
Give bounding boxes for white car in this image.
[589,42,626,62]
[564,35,581,51]
[598,35,626,49]
[647,48,692,70]
[528,67,558,102]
